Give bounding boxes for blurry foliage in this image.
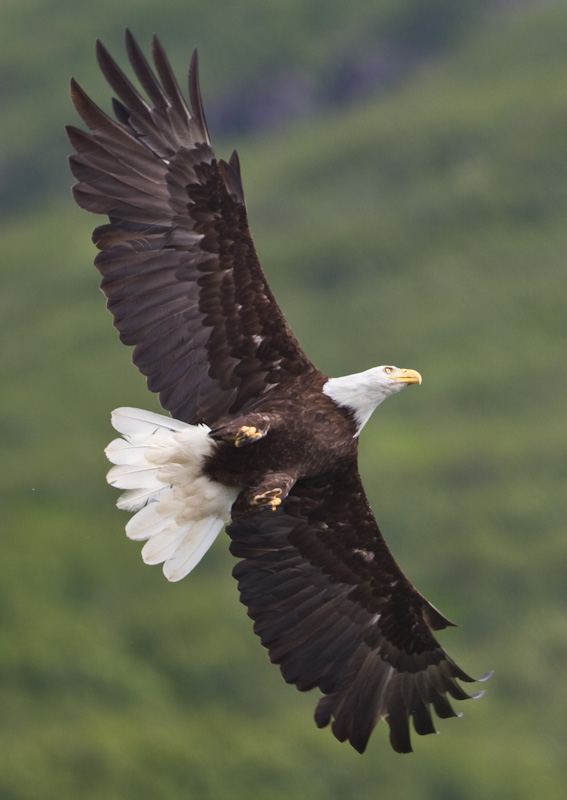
[0,0,488,212]
[1,0,567,798]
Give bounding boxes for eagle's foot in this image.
[252,487,282,511]
[234,425,264,448]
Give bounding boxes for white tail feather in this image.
[125,503,171,541]
[141,524,188,564]
[107,462,165,491]
[162,518,225,582]
[115,485,170,513]
[106,407,239,581]
[109,407,189,437]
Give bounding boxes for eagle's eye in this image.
[383,367,394,375]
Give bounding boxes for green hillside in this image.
[2,1,566,798]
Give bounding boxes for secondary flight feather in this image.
[67,30,488,753]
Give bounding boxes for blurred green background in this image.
[2,1,566,797]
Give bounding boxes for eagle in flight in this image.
[67,30,488,754]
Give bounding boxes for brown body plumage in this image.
[207,371,355,511]
[67,30,488,754]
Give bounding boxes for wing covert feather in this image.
[228,469,484,753]
[68,31,314,425]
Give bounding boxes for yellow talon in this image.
[235,425,263,447]
[253,488,282,511]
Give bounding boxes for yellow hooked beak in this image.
[389,367,422,385]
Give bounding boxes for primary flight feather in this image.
[67,30,488,754]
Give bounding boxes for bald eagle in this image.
[67,30,488,754]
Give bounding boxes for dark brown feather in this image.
[67,30,314,425]
[228,467,485,754]
[70,32,487,754]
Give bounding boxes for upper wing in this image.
[67,30,315,425]
[228,467,487,753]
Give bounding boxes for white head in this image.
[322,365,422,436]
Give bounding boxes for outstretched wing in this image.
[67,30,315,425]
[228,467,487,753]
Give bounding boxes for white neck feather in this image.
[322,367,404,436]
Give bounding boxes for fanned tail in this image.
[105,407,239,581]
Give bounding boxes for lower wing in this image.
[228,468,489,753]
